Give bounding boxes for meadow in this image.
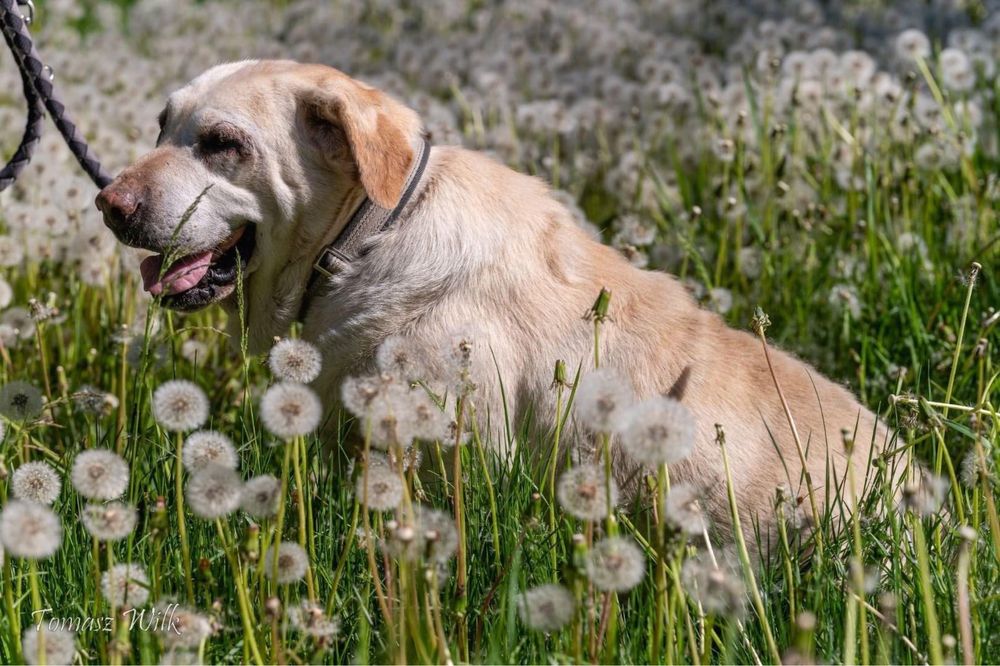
[0,0,998,664]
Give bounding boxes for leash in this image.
[0,0,112,192]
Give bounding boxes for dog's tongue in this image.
[140,251,213,296]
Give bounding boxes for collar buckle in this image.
[312,246,350,279]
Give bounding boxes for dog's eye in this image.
[197,125,247,159]
[199,132,241,155]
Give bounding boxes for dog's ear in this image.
[300,77,421,209]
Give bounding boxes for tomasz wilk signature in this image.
[31,603,183,634]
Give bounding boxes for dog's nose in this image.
[95,182,141,235]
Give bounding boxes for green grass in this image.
[1,18,999,666]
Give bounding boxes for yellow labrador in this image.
[96,60,888,549]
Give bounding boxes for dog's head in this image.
[96,60,423,350]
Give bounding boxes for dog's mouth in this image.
[139,225,256,312]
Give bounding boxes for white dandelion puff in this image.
[186,466,243,520]
[517,584,575,632]
[895,29,930,63]
[260,382,322,439]
[584,537,646,592]
[899,469,949,517]
[182,431,238,472]
[620,396,696,467]
[72,385,119,418]
[71,449,129,500]
[82,502,137,542]
[269,338,323,383]
[21,627,76,666]
[664,483,708,536]
[557,464,618,522]
[0,500,62,559]
[0,381,44,421]
[0,277,11,309]
[152,380,209,432]
[264,541,310,584]
[101,563,150,608]
[416,506,459,564]
[682,552,747,618]
[287,601,340,639]
[241,474,281,518]
[383,505,459,564]
[11,461,61,505]
[356,462,404,511]
[376,335,430,382]
[573,368,634,434]
[156,604,212,649]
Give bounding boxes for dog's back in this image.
[368,145,889,550]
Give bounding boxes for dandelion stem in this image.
[270,438,294,586]
[751,312,823,559]
[911,514,943,665]
[214,519,264,666]
[943,263,980,418]
[290,437,316,602]
[28,559,45,666]
[174,432,194,604]
[452,394,470,663]
[469,407,501,572]
[717,424,782,664]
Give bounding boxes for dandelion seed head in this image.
[517,584,575,632]
[959,441,992,487]
[287,600,340,639]
[82,502,137,541]
[0,277,11,309]
[264,541,310,584]
[179,339,210,365]
[157,604,212,649]
[241,474,281,518]
[664,483,707,536]
[418,506,459,564]
[152,380,209,432]
[0,381,44,421]
[341,373,387,420]
[383,505,458,564]
[71,449,129,500]
[101,563,150,608]
[269,338,323,383]
[11,461,61,505]
[356,462,404,511]
[584,536,646,592]
[182,431,238,473]
[0,307,33,341]
[895,29,930,62]
[376,335,429,382]
[557,464,618,522]
[73,385,119,417]
[574,368,633,434]
[621,396,695,466]
[186,466,243,520]
[899,468,949,517]
[681,552,747,618]
[22,627,75,666]
[0,500,62,559]
[440,327,479,396]
[260,382,322,439]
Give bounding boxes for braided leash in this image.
[0,0,112,192]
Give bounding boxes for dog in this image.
[96,60,889,551]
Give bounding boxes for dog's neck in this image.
[296,137,431,322]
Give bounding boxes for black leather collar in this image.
[298,137,431,320]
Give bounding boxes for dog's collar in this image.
[297,137,431,320]
[312,137,431,279]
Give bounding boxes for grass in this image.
[0,8,999,666]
